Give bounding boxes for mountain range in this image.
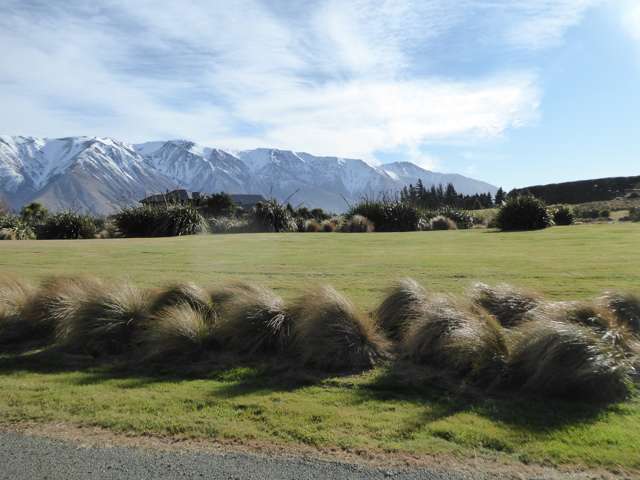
[0,136,497,215]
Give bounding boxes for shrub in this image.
[0,214,36,240]
[114,205,207,237]
[143,304,218,360]
[250,199,296,232]
[37,211,97,239]
[506,319,633,402]
[215,283,292,355]
[429,215,457,231]
[471,283,541,327]
[205,192,235,217]
[374,278,428,340]
[20,202,49,225]
[59,283,151,356]
[291,286,389,371]
[495,195,552,231]
[552,206,575,226]
[0,278,36,347]
[340,215,374,233]
[402,296,508,386]
[601,292,640,334]
[574,207,610,220]
[349,199,419,232]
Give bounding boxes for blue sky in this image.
[1,0,638,189]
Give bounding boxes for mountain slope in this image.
[0,136,175,215]
[0,136,497,214]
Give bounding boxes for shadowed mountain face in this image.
[0,136,497,214]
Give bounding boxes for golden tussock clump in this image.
[401,296,508,386]
[374,277,428,341]
[291,285,389,371]
[471,282,541,327]
[215,283,292,355]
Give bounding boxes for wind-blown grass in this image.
[471,283,541,327]
[402,296,508,386]
[143,303,218,360]
[506,318,633,402]
[59,283,152,356]
[215,283,292,355]
[374,277,428,341]
[291,285,389,371]
[0,277,36,347]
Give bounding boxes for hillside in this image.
[511,175,640,204]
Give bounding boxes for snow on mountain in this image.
[0,136,174,215]
[0,136,498,214]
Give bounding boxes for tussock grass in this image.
[341,215,374,233]
[143,303,218,360]
[59,283,152,356]
[471,283,540,327]
[429,215,457,231]
[215,283,292,355]
[0,277,36,347]
[291,285,389,371]
[402,296,508,386]
[150,282,214,314]
[507,318,633,402]
[374,277,428,340]
[23,276,104,344]
[601,291,640,334]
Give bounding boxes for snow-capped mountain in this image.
[0,136,497,214]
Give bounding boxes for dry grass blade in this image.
[144,303,218,360]
[507,318,633,402]
[291,285,389,371]
[600,291,640,334]
[374,278,428,340]
[402,296,508,386]
[0,277,36,347]
[150,282,214,314]
[216,283,292,355]
[471,283,540,327]
[60,283,152,356]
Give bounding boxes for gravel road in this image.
[0,431,489,480]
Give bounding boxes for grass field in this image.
[1,223,640,472]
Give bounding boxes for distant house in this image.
[229,194,267,209]
[140,190,266,209]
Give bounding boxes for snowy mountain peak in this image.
[1,135,497,214]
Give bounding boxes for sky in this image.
[1,0,639,189]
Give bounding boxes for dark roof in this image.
[140,189,191,204]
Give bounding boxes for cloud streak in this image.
[0,0,598,164]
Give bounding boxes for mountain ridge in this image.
[0,135,497,214]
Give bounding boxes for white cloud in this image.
[0,0,591,165]
[620,0,640,41]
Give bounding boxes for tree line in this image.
[400,179,505,210]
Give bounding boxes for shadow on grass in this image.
[0,349,626,434]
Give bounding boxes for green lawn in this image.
[1,223,639,472]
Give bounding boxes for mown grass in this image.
[1,223,640,470]
[1,223,639,306]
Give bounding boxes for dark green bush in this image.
[574,207,610,220]
[349,199,418,232]
[20,202,49,225]
[250,199,296,232]
[495,195,552,231]
[37,212,97,239]
[114,205,207,237]
[205,192,235,217]
[553,206,575,226]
